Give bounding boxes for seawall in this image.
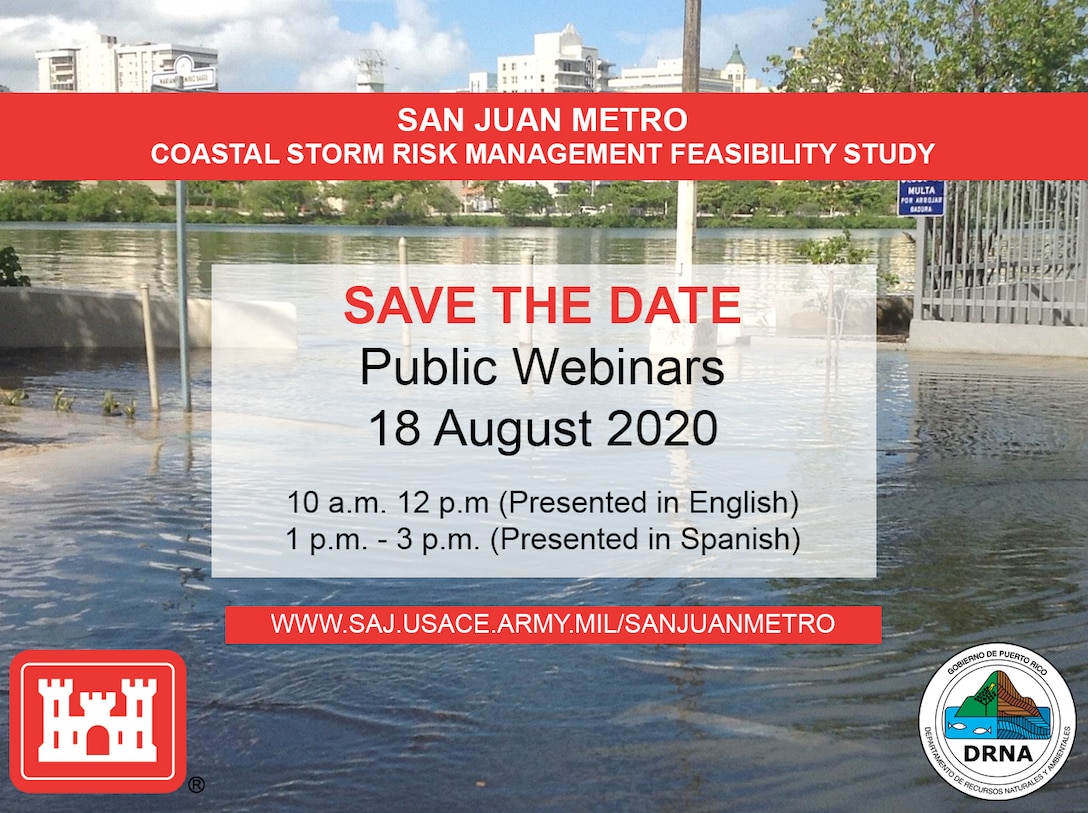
[0,288,295,349]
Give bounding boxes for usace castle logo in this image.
[919,643,1076,800]
[9,650,186,793]
[38,676,158,762]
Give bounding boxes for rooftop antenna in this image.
[356,49,386,92]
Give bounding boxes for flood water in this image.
[1,224,1085,811]
[0,221,914,296]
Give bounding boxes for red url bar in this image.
[225,605,882,645]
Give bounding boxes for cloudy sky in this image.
[0,0,822,92]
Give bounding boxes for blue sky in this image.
[0,0,822,92]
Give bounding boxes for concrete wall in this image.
[909,319,1088,357]
[0,288,295,349]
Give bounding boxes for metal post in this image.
[520,250,534,346]
[675,0,701,291]
[914,215,926,321]
[1078,182,1088,284]
[398,237,410,348]
[825,266,835,390]
[139,284,161,412]
[176,180,191,412]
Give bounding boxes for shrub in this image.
[0,246,30,287]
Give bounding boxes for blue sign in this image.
[898,180,945,216]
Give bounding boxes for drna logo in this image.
[919,643,1075,800]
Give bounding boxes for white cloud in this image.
[0,15,99,90]
[0,0,470,91]
[143,0,316,27]
[296,0,471,91]
[210,11,348,89]
[298,56,360,92]
[632,2,819,79]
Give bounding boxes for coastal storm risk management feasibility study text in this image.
[149,104,936,169]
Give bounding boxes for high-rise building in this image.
[36,46,84,92]
[36,34,218,92]
[496,24,611,93]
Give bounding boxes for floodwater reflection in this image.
[1,283,1086,811]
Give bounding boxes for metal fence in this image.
[915,180,1088,326]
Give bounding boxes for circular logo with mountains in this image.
[919,643,1076,800]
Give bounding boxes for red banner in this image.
[225,605,882,644]
[1,92,1085,180]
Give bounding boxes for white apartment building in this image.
[36,34,218,92]
[467,71,497,93]
[496,24,611,93]
[445,25,612,204]
[452,32,768,208]
[610,45,764,93]
[442,71,498,94]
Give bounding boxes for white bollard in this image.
[520,250,534,346]
[139,284,161,412]
[399,236,410,348]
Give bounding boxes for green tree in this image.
[185,181,243,209]
[336,181,403,223]
[642,181,677,217]
[770,0,1088,91]
[599,181,675,218]
[701,181,779,217]
[244,181,321,222]
[114,182,160,221]
[67,182,159,222]
[468,180,502,211]
[499,183,553,216]
[558,181,592,214]
[924,0,1088,90]
[67,183,120,221]
[33,181,81,202]
[765,181,822,216]
[797,230,870,265]
[410,181,461,217]
[798,228,899,294]
[0,187,54,221]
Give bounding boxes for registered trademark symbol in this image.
[188,776,206,793]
